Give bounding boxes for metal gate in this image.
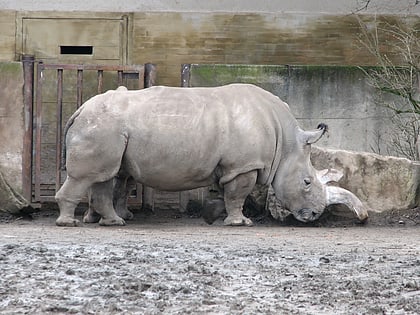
[22,55,157,203]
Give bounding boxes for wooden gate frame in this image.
[22,55,157,203]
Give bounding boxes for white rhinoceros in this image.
[55,84,368,227]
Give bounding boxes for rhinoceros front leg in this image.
[88,180,126,226]
[223,170,257,227]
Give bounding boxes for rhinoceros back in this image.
[68,84,292,190]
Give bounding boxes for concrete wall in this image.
[0,0,419,14]
[0,11,16,61]
[0,62,24,192]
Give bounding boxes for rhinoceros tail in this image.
[60,106,84,170]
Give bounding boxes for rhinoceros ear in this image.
[297,123,328,145]
[316,168,343,185]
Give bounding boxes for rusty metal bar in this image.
[117,70,123,86]
[40,63,144,72]
[76,69,83,108]
[22,55,35,201]
[34,62,44,202]
[181,64,191,87]
[55,69,64,193]
[138,68,145,89]
[145,63,157,88]
[97,70,104,94]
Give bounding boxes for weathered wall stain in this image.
[132,12,419,85]
[0,63,24,190]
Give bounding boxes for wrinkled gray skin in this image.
[56,84,368,227]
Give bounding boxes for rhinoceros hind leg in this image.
[56,177,91,227]
[223,216,253,227]
[56,202,82,227]
[223,171,257,227]
[99,216,126,226]
[56,214,81,227]
[89,180,126,226]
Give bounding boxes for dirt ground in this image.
[0,206,419,315]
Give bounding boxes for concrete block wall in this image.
[0,12,17,61]
[0,62,25,192]
[0,9,419,87]
[130,12,420,86]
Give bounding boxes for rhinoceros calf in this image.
[55,84,368,227]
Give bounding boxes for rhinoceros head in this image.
[272,124,368,223]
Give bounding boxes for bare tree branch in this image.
[356,14,420,160]
[356,0,372,12]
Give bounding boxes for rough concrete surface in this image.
[0,170,28,214]
[311,147,420,212]
[0,207,419,314]
[0,62,24,192]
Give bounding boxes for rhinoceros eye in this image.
[303,177,312,188]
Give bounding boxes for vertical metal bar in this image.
[34,62,44,201]
[97,70,104,94]
[144,63,157,88]
[117,70,123,86]
[76,69,83,108]
[55,69,63,193]
[137,67,145,90]
[22,55,35,202]
[181,64,191,87]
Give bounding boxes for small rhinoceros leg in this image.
[202,197,225,225]
[223,171,257,227]
[83,187,101,223]
[83,208,101,223]
[89,180,126,226]
[113,175,134,220]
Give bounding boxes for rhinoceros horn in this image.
[325,185,369,222]
[315,168,368,221]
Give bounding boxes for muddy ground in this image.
[0,206,419,314]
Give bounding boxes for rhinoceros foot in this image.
[116,208,134,220]
[83,209,101,223]
[99,216,126,226]
[56,216,81,227]
[202,198,226,225]
[224,215,254,227]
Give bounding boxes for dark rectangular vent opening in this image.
[60,46,93,55]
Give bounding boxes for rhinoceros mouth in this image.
[293,208,321,222]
